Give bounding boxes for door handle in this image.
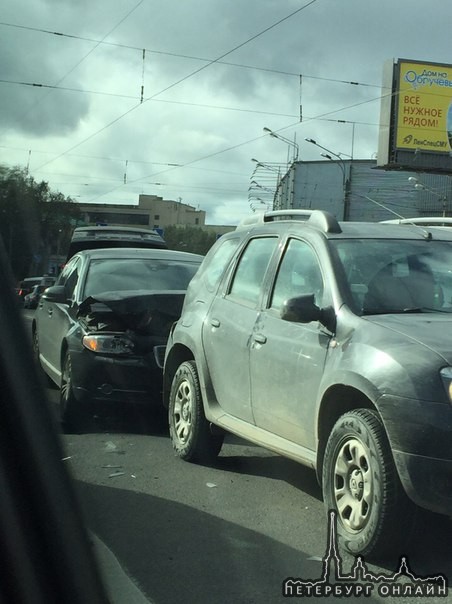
[254,333,267,344]
[210,318,220,328]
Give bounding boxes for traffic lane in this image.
[67,434,330,604]
[63,431,452,604]
[23,309,452,599]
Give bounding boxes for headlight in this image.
[440,367,452,403]
[82,334,134,355]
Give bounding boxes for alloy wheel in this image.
[173,378,193,445]
[332,437,372,532]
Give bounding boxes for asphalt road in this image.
[23,309,452,604]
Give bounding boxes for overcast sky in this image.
[2,0,452,225]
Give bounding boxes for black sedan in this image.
[24,284,48,309]
[32,247,203,431]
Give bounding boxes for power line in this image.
[86,91,390,203]
[0,77,303,119]
[0,77,395,122]
[0,18,382,89]
[31,0,320,173]
[0,0,145,137]
[1,93,386,203]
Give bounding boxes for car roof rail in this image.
[306,210,342,233]
[380,217,452,226]
[237,209,341,233]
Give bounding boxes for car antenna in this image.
[359,194,432,240]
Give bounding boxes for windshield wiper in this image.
[363,306,449,315]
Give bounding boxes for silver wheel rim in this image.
[333,437,372,531]
[173,378,193,444]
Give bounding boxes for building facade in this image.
[273,159,452,221]
[77,194,206,229]
[76,194,235,237]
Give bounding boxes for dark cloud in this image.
[2,0,452,223]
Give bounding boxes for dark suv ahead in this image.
[164,209,452,558]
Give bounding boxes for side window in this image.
[64,265,79,299]
[270,239,324,310]
[203,238,240,292]
[57,258,80,299]
[228,237,278,306]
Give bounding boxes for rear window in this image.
[82,258,201,298]
[19,278,41,292]
[66,228,167,260]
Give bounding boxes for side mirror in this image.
[281,294,336,331]
[41,285,69,304]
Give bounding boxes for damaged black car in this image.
[32,247,203,431]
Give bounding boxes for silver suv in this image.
[163,210,452,558]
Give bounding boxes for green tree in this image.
[163,225,217,255]
[0,165,80,280]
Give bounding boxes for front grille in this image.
[153,345,166,369]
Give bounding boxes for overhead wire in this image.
[30,0,320,173]
[86,90,394,203]
[0,77,394,127]
[0,16,382,89]
[0,0,145,137]
[1,0,402,207]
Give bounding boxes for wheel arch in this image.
[163,344,194,408]
[316,385,377,485]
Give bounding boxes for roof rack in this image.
[381,217,452,227]
[237,209,341,234]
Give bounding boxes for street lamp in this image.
[305,138,349,185]
[249,180,275,194]
[321,153,346,184]
[250,158,289,211]
[305,138,351,160]
[408,177,449,217]
[263,127,299,160]
[306,137,351,220]
[251,158,284,173]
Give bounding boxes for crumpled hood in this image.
[78,289,186,336]
[365,313,452,364]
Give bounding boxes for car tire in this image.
[322,408,415,559]
[169,360,223,464]
[60,353,89,434]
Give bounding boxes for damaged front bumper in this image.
[69,345,164,405]
[67,289,186,407]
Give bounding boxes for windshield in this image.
[332,239,452,315]
[83,258,200,298]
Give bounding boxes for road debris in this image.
[108,471,125,478]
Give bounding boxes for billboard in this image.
[377,58,452,173]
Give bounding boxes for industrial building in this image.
[272,159,452,221]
